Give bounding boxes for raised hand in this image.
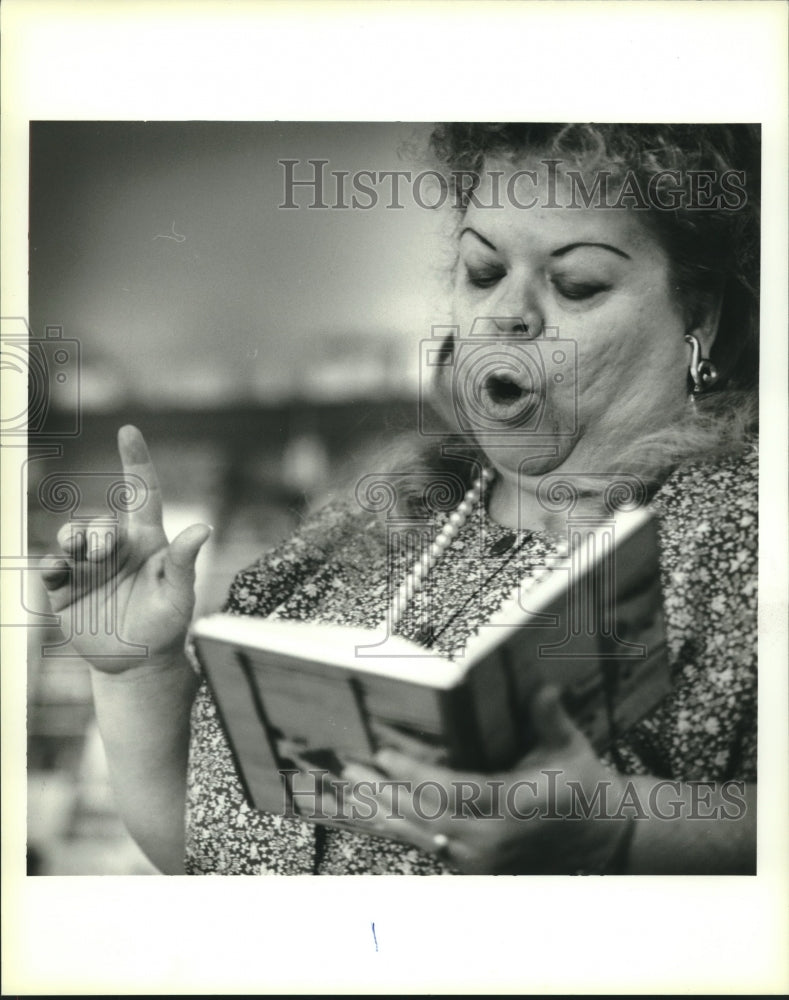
[39,425,212,673]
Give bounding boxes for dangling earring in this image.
[685,334,718,398]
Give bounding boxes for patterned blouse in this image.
[185,443,758,874]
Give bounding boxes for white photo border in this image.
[2,0,787,995]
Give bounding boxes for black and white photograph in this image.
[25,118,762,879]
[2,1,787,995]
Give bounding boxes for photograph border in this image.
[2,1,788,995]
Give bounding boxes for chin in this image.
[480,434,579,479]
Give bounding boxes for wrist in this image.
[89,650,192,682]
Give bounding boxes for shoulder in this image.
[223,496,386,617]
[651,439,757,520]
[649,441,758,654]
[652,439,757,553]
[650,440,757,562]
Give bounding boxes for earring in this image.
[685,334,718,396]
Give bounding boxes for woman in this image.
[41,123,759,875]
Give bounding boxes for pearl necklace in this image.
[389,468,570,628]
[388,467,573,632]
[389,468,494,628]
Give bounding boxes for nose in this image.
[488,278,543,339]
[491,314,540,338]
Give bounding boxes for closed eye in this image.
[552,278,610,301]
[464,265,505,289]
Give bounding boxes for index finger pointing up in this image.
[117,424,164,527]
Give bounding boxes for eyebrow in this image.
[459,227,631,261]
[551,242,631,260]
[459,227,497,250]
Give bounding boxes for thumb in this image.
[529,684,577,751]
[164,523,213,585]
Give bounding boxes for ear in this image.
[685,291,723,357]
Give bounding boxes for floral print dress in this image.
[184,444,757,874]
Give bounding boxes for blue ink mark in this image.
[371,921,378,952]
[153,222,186,243]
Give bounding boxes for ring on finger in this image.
[431,832,452,861]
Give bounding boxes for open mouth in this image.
[485,373,528,407]
[457,349,545,430]
[478,372,540,425]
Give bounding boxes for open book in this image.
[189,508,671,818]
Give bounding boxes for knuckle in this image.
[85,519,119,552]
[57,522,83,552]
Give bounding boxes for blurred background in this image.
[24,121,452,874]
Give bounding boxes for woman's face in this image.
[450,158,712,484]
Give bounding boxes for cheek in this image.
[452,287,483,331]
[545,334,622,425]
[573,340,620,410]
[568,300,686,416]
